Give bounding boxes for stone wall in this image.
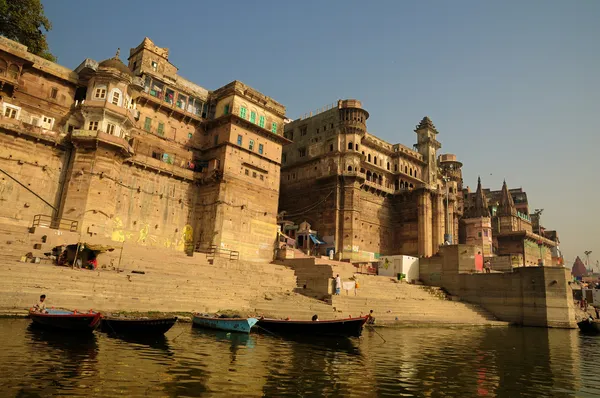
[0,132,68,225]
[419,245,576,328]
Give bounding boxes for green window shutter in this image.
[144,117,151,132]
[258,144,263,155]
[250,111,256,123]
[237,135,243,145]
[224,104,230,115]
[259,116,265,128]
[249,140,254,150]
[240,107,247,119]
[271,122,277,134]
[157,123,164,136]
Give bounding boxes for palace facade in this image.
[0,36,288,261]
[279,100,464,261]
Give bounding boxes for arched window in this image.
[368,154,371,162]
[355,144,358,150]
[400,180,405,188]
[110,88,122,106]
[379,175,383,185]
[405,165,408,173]
[366,171,372,181]
[348,142,353,150]
[0,59,7,76]
[395,180,399,190]
[347,165,353,171]
[374,156,378,165]
[394,164,398,172]
[8,64,19,80]
[387,162,390,170]
[372,173,377,182]
[409,183,414,189]
[410,168,413,176]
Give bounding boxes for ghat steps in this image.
[0,223,505,325]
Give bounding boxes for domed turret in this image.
[98,48,132,76]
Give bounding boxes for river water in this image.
[0,319,598,397]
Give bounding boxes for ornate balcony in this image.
[71,129,134,156]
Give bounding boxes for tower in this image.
[496,180,518,234]
[462,177,493,256]
[414,116,441,188]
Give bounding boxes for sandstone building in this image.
[462,179,561,266]
[279,100,464,261]
[0,36,288,261]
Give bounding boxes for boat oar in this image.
[366,324,386,343]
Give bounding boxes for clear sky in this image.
[42,0,599,269]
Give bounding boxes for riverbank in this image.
[0,259,507,326]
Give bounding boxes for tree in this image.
[0,0,56,62]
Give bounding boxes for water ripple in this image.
[0,320,599,397]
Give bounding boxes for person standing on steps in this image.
[335,274,341,295]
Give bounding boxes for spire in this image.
[465,176,490,218]
[497,180,516,216]
[414,116,438,134]
[115,48,121,59]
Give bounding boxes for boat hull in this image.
[577,319,600,335]
[101,317,177,336]
[257,316,367,338]
[192,315,258,333]
[29,309,102,332]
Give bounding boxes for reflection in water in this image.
[0,319,598,397]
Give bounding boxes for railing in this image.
[201,244,240,261]
[32,214,78,232]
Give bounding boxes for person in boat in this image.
[312,314,319,321]
[33,294,48,313]
[366,309,375,325]
[335,274,341,295]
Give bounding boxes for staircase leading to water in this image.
[0,223,506,325]
[328,274,503,324]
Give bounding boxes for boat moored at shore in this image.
[256,316,368,338]
[192,314,258,333]
[29,309,102,332]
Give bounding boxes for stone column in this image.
[418,190,433,257]
[447,200,456,243]
[431,193,445,252]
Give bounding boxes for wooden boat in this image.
[192,314,258,333]
[256,316,368,338]
[577,318,600,335]
[101,316,177,336]
[29,309,102,332]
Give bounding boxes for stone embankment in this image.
[0,223,506,326]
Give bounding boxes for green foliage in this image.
[0,0,56,62]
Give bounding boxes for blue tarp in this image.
[309,235,326,245]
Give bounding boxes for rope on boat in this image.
[254,324,283,339]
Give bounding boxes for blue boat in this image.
[192,314,258,333]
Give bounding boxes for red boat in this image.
[29,309,102,332]
[256,316,368,338]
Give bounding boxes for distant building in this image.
[463,180,559,266]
